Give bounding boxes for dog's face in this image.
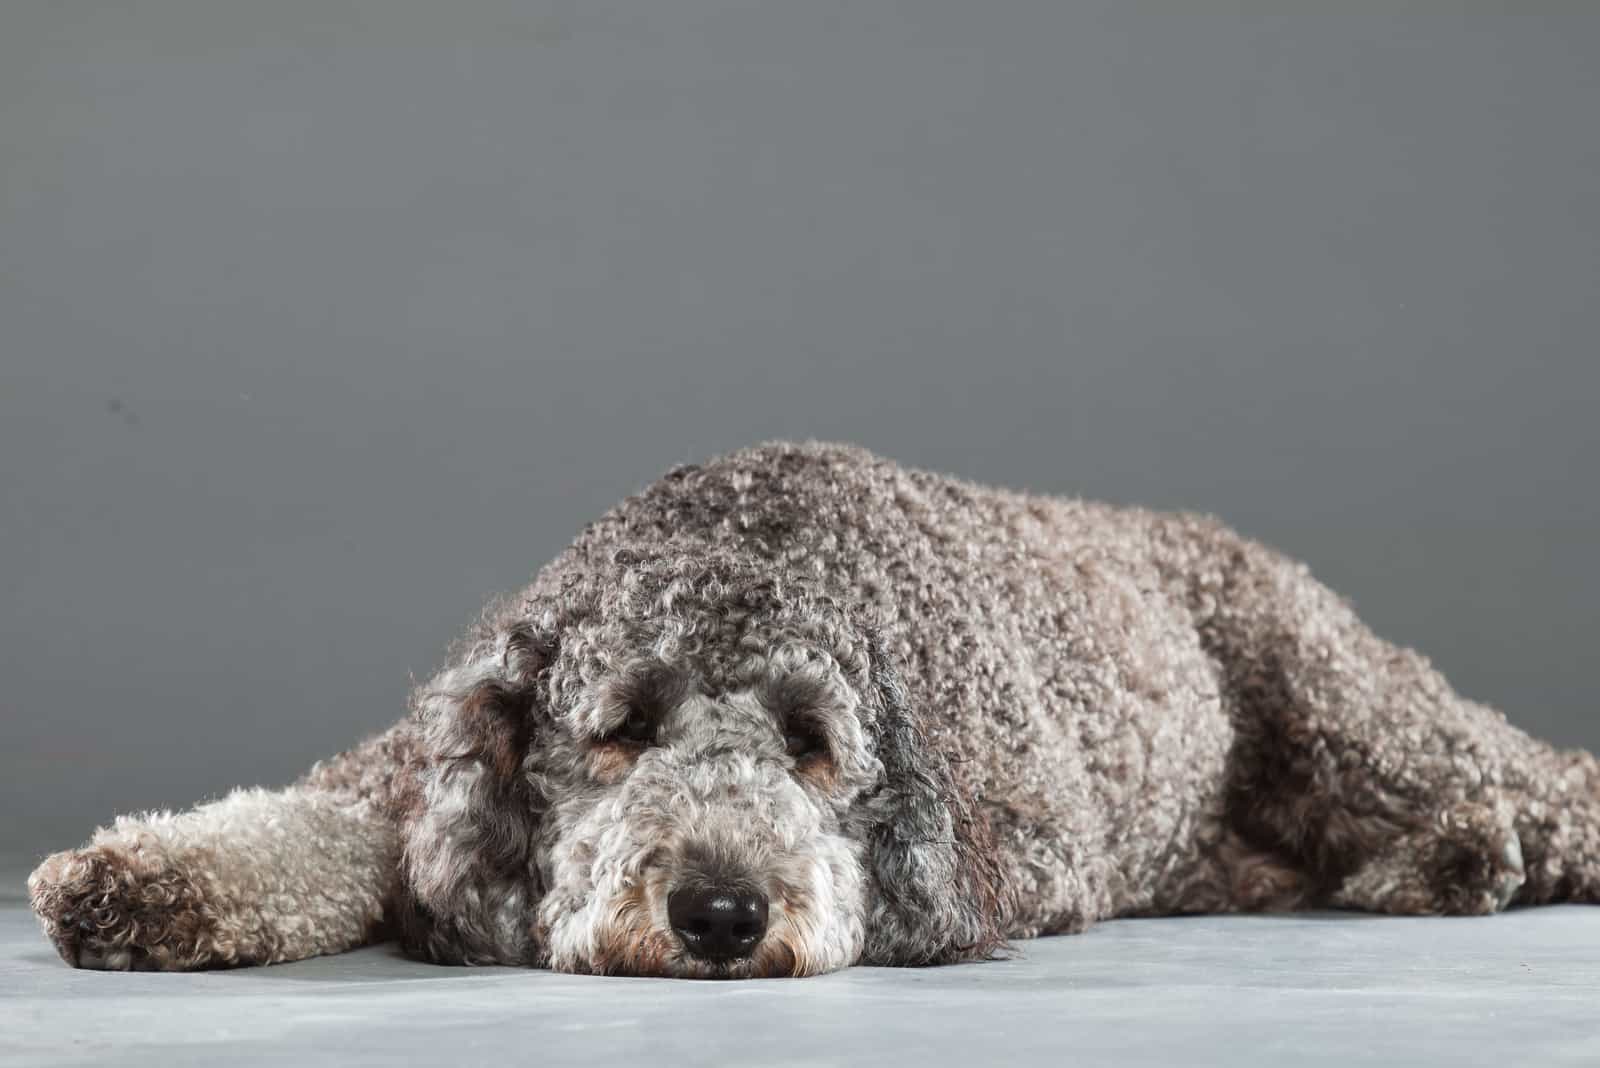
[392,553,1008,977]
[535,635,879,977]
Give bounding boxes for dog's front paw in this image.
[28,844,219,971]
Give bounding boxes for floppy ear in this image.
[859,629,1012,965]
[389,622,553,965]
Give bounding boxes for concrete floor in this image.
[3,887,1598,1068]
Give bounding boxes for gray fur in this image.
[29,441,1600,976]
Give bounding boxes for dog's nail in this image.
[1501,836,1524,874]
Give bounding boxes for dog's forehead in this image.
[555,630,860,719]
[536,550,879,730]
[556,602,866,687]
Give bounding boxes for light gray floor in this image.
[3,893,1598,1068]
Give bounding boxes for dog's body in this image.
[29,442,1600,975]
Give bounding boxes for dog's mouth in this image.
[583,928,805,979]
[674,934,802,980]
[581,903,809,979]
[666,956,759,980]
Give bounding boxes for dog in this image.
[28,441,1600,976]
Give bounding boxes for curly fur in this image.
[29,441,1600,976]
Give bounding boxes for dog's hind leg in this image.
[27,727,409,970]
[1188,523,1600,916]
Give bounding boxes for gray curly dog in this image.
[28,441,1600,976]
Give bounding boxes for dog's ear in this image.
[389,622,553,965]
[859,628,1011,965]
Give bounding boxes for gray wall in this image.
[3,2,1596,864]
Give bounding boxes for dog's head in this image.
[390,549,1009,977]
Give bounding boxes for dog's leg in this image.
[27,728,408,970]
[1193,526,1600,916]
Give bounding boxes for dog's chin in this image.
[649,954,786,980]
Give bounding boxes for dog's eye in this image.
[612,705,657,746]
[784,722,825,761]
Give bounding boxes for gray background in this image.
[2,1,1596,868]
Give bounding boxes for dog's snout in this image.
[668,884,769,962]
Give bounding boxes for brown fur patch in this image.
[754,931,802,977]
[585,742,643,784]
[590,885,672,976]
[791,750,839,792]
[455,681,535,782]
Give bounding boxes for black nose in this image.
[668,884,769,961]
